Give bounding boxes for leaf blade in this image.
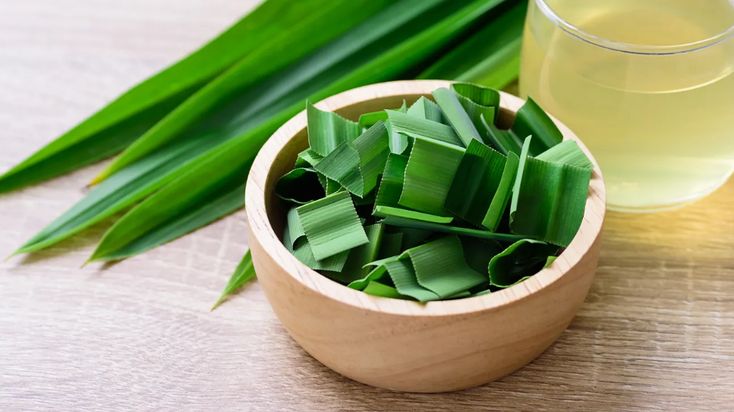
[297,192,369,261]
[0,0,326,193]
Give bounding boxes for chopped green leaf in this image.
[401,236,485,298]
[481,151,519,231]
[445,139,506,227]
[276,168,325,204]
[480,114,522,155]
[386,110,461,146]
[297,191,368,261]
[510,137,592,247]
[489,239,558,288]
[375,154,409,208]
[537,140,593,170]
[307,104,361,157]
[406,96,443,122]
[431,87,482,146]
[512,97,563,155]
[314,121,389,198]
[451,83,499,129]
[340,224,386,283]
[362,281,406,299]
[510,157,592,247]
[399,137,465,215]
[373,205,453,224]
[292,237,350,272]
[382,216,525,242]
[381,258,439,302]
[295,149,323,168]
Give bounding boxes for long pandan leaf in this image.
[94,0,443,183]
[17,0,514,257]
[88,123,266,261]
[0,0,340,193]
[14,110,292,255]
[419,0,526,89]
[13,0,442,254]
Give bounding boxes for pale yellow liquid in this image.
[520,0,734,211]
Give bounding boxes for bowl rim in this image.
[245,80,606,317]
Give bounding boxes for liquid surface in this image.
[520,0,734,211]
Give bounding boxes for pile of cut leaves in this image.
[275,83,593,300]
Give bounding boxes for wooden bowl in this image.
[245,80,606,393]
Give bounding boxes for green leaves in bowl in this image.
[275,84,593,301]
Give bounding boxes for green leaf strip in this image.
[431,87,482,146]
[399,136,465,215]
[307,104,361,157]
[512,97,563,155]
[489,239,558,288]
[406,96,443,122]
[481,151,519,231]
[296,191,368,261]
[445,139,506,227]
[400,236,485,298]
[373,205,453,224]
[536,140,593,170]
[382,216,525,242]
[386,110,461,146]
[314,122,389,197]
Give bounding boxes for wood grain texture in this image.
[246,81,605,392]
[0,0,732,410]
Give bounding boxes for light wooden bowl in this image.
[245,80,605,393]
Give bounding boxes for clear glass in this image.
[519,0,734,212]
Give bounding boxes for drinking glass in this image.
[519,0,734,211]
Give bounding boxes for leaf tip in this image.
[210,295,228,312]
[87,171,108,187]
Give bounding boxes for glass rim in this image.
[534,0,734,55]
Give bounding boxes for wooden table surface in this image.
[1,1,732,410]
